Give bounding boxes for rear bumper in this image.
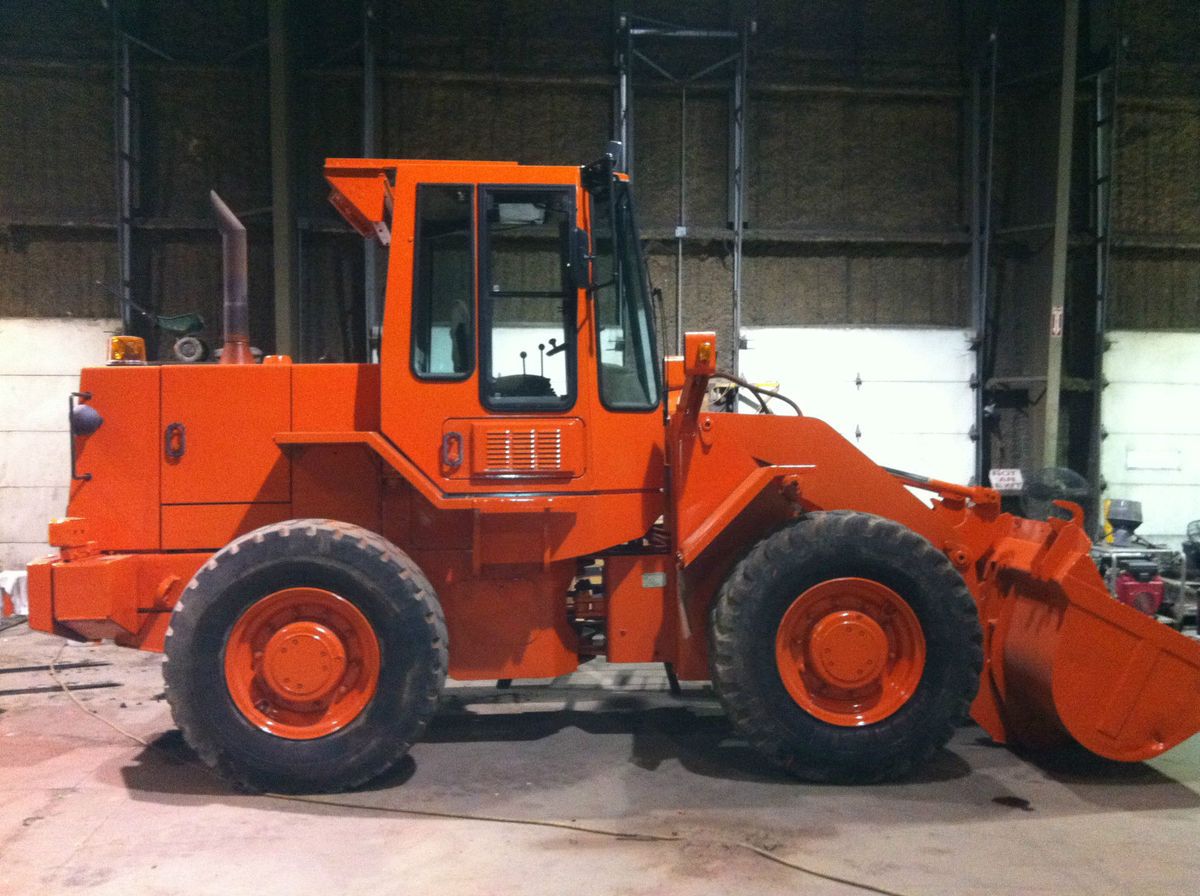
[27,551,210,652]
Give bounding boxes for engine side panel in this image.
[68,366,162,551]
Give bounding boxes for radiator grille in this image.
[485,428,563,472]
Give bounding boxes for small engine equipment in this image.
[1113,557,1164,616]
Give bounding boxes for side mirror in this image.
[566,226,593,292]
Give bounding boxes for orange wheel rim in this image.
[775,577,925,727]
[224,587,381,740]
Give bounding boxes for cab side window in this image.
[479,187,576,411]
[412,185,474,379]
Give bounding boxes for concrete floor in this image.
[2,621,1199,896]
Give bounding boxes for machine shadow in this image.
[119,702,1198,817]
[418,695,972,787]
[1012,742,1200,811]
[119,729,419,815]
[119,697,970,807]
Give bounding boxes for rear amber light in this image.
[108,336,147,364]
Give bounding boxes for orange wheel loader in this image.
[28,150,1200,792]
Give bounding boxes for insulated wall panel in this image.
[0,318,118,568]
[739,326,975,486]
[1100,331,1200,545]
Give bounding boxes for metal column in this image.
[362,0,381,362]
[676,87,686,351]
[112,2,134,337]
[729,23,748,374]
[615,23,633,177]
[268,0,298,357]
[1086,31,1120,510]
[1043,0,1080,467]
[968,30,998,486]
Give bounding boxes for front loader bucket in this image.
[973,514,1200,762]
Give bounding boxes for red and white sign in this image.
[988,468,1025,491]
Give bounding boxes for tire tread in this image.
[709,510,982,783]
[163,518,447,793]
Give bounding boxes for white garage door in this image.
[0,318,118,569]
[1101,330,1200,546]
[738,327,976,486]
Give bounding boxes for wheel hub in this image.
[807,611,889,688]
[775,577,926,727]
[260,622,348,703]
[223,587,381,740]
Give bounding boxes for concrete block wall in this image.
[0,318,117,569]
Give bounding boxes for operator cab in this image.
[327,151,665,499]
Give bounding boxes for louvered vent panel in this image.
[457,418,584,480]
[485,428,564,472]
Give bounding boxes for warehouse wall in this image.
[0,0,1196,522]
[1,0,973,360]
[2,1,1196,347]
[0,318,118,570]
[1108,0,1200,330]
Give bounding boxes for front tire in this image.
[164,519,447,793]
[709,511,981,782]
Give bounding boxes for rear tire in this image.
[709,511,981,782]
[164,519,447,793]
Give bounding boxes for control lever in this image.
[545,337,566,357]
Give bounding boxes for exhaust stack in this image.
[209,191,253,365]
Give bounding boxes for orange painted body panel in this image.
[414,559,579,680]
[32,551,206,650]
[162,503,292,550]
[161,365,291,504]
[276,428,661,564]
[54,554,141,639]
[604,555,676,664]
[69,367,161,550]
[292,363,380,432]
[291,444,382,532]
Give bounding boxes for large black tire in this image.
[163,519,447,793]
[709,511,982,783]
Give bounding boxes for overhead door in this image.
[1101,331,1200,546]
[739,327,976,486]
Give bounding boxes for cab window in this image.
[590,181,660,411]
[411,185,474,379]
[479,187,576,411]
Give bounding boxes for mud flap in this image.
[974,515,1200,761]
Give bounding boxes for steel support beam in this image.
[1086,26,1120,516]
[615,21,633,175]
[112,3,134,336]
[268,0,298,357]
[968,30,997,486]
[729,23,748,374]
[676,87,686,351]
[1043,0,1080,467]
[615,15,751,365]
[362,0,381,362]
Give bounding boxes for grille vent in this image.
[485,428,563,472]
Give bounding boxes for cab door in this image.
[419,183,589,485]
